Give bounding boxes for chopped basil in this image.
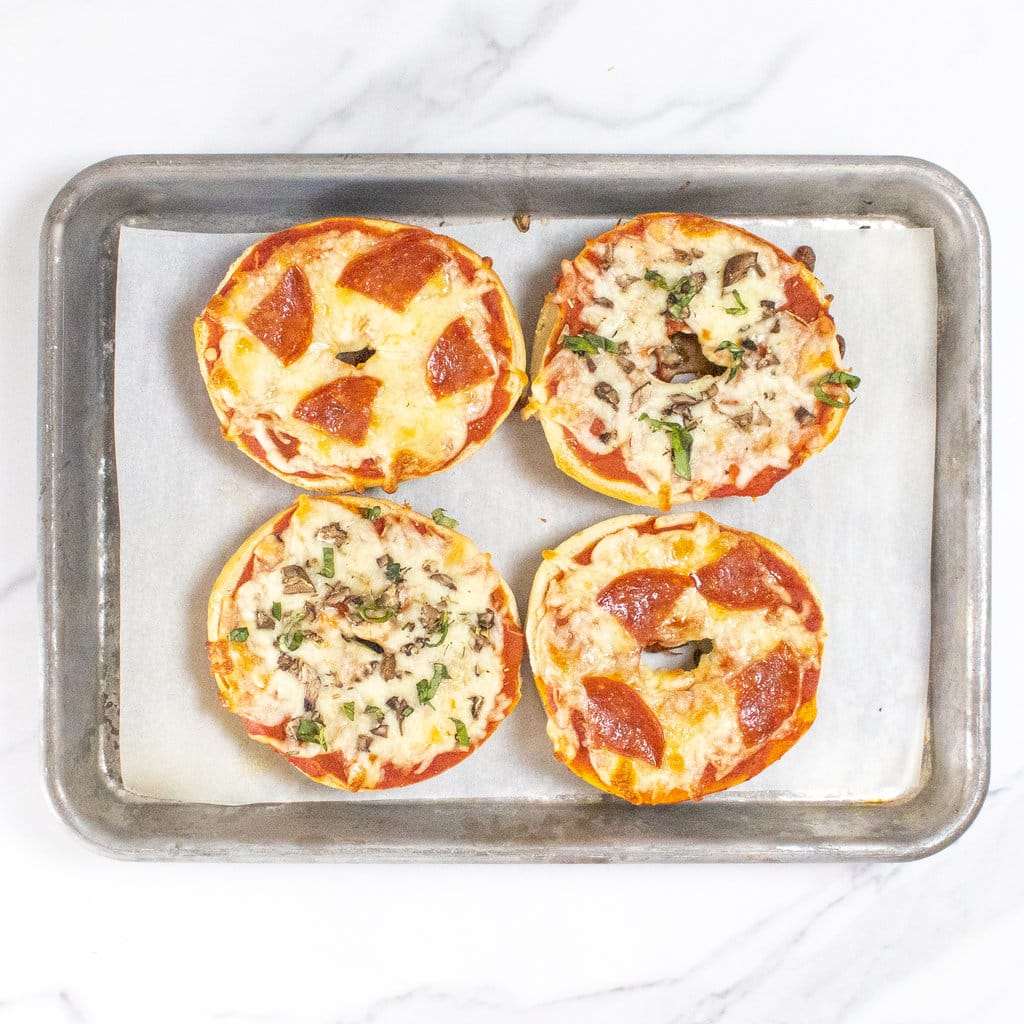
[295,715,327,751]
[430,507,459,529]
[282,631,304,652]
[644,268,671,289]
[639,413,694,480]
[401,706,414,719]
[342,702,355,721]
[319,546,335,579]
[361,506,382,521]
[277,610,306,652]
[364,705,384,722]
[715,340,745,382]
[384,560,403,583]
[357,598,395,623]
[561,332,618,356]
[451,718,470,748]
[724,289,748,315]
[424,610,450,648]
[417,662,449,706]
[666,276,703,320]
[814,371,861,408]
[271,601,282,622]
[227,627,249,643]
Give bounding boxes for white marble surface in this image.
[1,1,1019,1020]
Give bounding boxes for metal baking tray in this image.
[39,154,990,861]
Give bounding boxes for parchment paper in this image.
[114,215,936,804]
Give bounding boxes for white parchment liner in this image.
[114,216,936,804]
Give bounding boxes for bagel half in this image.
[207,495,523,791]
[196,218,527,491]
[527,511,824,804]
[526,213,857,509]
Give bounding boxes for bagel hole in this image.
[641,638,714,672]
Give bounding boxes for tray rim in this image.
[39,153,991,862]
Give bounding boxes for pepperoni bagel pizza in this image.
[527,213,858,509]
[207,495,523,791]
[195,218,527,491]
[526,512,824,804]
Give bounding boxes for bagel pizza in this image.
[526,512,824,804]
[195,218,527,491]
[206,495,523,791]
[526,213,858,510]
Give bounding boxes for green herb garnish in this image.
[271,602,282,621]
[361,506,382,521]
[357,598,395,623]
[417,663,449,706]
[639,413,694,480]
[814,371,861,408]
[364,705,384,721]
[715,340,745,382]
[451,718,470,748]
[724,290,748,315]
[430,508,459,529]
[227,627,249,643]
[644,268,670,289]
[561,332,618,356]
[319,546,335,579]
[666,276,702,320]
[342,702,355,721]
[384,560,403,583]
[295,715,327,751]
[424,610,450,648]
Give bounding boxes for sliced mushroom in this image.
[430,572,457,591]
[731,410,753,430]
[299,663,321,711]
[380,652,397,680]
[420,604,445,631]
[615,273,641,289]
[592,296,614,309]
[277,652,297,672]
[795,406,814,425]
[356,735,373,752]
[281,565,316,596]
[653,332,722,383]
[741,338,758,352]
[760,299,776,313]
[615,354,637,375]
[630,380,652,413]
[793,245,816,272]
[476,609,495,632]
[370,723,389,738]
[837,334,846,358]
[593,381,619,410]
[469,695,484,720]
[722,251,764,288]
[751,402,772,428]
[672,248,694,265]
[756,351,780,369]
[255,609,275,630]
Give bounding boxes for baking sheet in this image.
[114,217,937,805]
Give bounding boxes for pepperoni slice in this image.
[693,538,822,631]
[293,375,382,444]
[597,569,692,646]
[243,718,289,742]
[782,275,822,322]
[731,644,802,745]
[426,318,494,399]
[582,676,665,766]
[244,266,314,366]
[337,229,446,311]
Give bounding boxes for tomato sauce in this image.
[243,717,289,742]
[782,275,822,322]
[710,464,791,499]
[564,431,645,489]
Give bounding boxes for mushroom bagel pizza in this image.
[527,213,859,509]
[195,218,527,491]
[206,496,523,791]
[527,512,824,804]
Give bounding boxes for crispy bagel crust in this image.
[527,511,824,804]
[196,218,526,492]
[528,212,851,510]
[207,495,523,791]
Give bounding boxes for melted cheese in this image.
[212,496,519,789]
[199,221,525,489]
[528,513,823,803]
[531,215,850,504]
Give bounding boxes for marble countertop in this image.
[2,1,1017,1021]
